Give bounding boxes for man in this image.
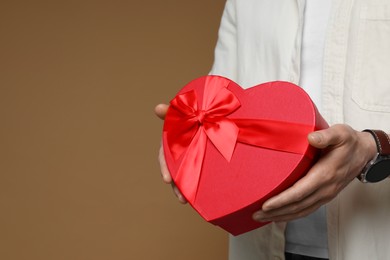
[156,0,390,259]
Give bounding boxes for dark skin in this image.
[155,103,378,222]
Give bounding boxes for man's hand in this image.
[252,124,377,223]
[155,104,187,204]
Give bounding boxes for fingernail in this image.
[162,174,170,183]
[310,133,322,144]
[177,193,187,204]
[262,200,276,212]
[253,212,267,222]
[179,197,187,204]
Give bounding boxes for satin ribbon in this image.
[164,77,314,204]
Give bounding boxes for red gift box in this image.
[162,75,328,235]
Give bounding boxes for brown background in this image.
[0,1,228,259]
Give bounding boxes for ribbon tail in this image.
[204,119,239,162]
[175,129,208,204]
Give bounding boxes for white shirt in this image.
[284,1,332,259]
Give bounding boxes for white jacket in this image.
[209,0,390,259]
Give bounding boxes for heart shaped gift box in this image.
[162,76,328,235]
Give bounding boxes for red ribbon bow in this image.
[164,77,313,204]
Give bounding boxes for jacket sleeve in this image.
[209,0,238,81]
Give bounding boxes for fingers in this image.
[156,103,170,183]
[156,103,187,204]
[254,200,323,223]
[254,174,332,222]
[158,145,172,184]
[261,157,331,212]
[257,150,341,221]
[172,184,187,204]
[154,104,169,120]
[159,143,188,204]
[261,178,315,212]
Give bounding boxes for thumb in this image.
[154,104,169,120]
[308,125,344,149]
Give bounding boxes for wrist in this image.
[360,130,378,163]
[358,129,390,183]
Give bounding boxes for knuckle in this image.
[341,125,357,142]
[323,175,335,185]
[320,169,334,183]
[322,185,339,201]
[297,211,309,219]
[324,173,342,187]
[323,193,334,203]
[289,204,300,213]
[293,190,305,202]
